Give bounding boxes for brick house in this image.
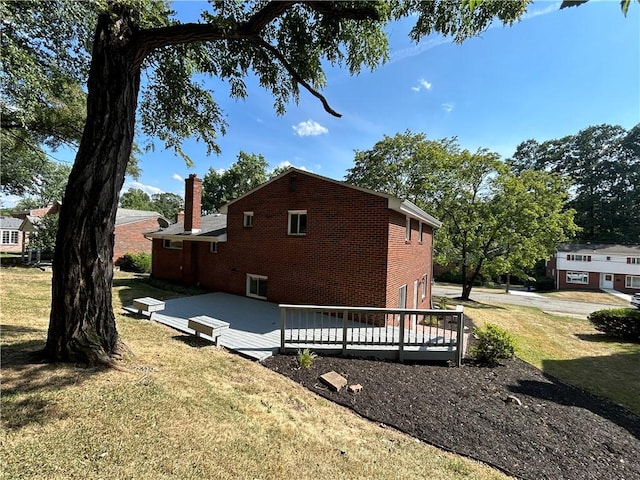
[147,169,442,310]
[17,205,166,261]
[546,243,640,294]
[0,217,24,253]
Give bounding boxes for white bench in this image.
[133,297,165,319]
[188,315,230,346]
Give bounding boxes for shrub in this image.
[588,308,640,341]
[534,276,555,292]
[297,348,317,369]
[116,252,151,273]
[470,323,516,364]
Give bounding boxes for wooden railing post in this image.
[398,312,405,362]
[455,305,464,366]
[280,308,286,353]
[342,309,348,355]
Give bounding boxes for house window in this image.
[247,274,268,299]
[398,284,407,308]
[163,239,183,250]
[405,217,411,242]
[1,231,18,244]
[421,274,427,300]
[210,242,217,253]
[606,256,611,261]
[288,210,307,235]
[243,212,254,227]
[627,257,640,264]
[626,276,640,289]
[419,223,424,244]
[566,271,588,284]
[567,254,591,262]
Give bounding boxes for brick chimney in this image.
[184,174,202,233]
[176,210,185,224]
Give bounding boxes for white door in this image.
[600,273,614,289]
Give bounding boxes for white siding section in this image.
[556,253,640,275]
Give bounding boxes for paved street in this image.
[432,284,619,317]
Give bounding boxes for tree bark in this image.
[46,11,140,365]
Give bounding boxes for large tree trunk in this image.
[46,11,140,365]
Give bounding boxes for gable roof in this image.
[115,208,165,226]
[219,167,442,228]
[557,243,640,255]
[145,214,227,242]
[0,216,22,229]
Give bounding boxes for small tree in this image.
[31,214,59,254]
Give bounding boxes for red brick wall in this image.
[151,238,184,281]
[197,172,391,307]
[113,218,158,261]
[385,212,434,310]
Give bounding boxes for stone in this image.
[320,371,348,391]
[348,384,363,393]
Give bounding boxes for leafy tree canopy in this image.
[119,188,154,211]
[202,151,269,212]
[508,124,640,244]
[346,131,578,299]
[150,192,183,220]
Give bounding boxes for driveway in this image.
[432,284,617,317]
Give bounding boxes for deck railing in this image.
[279,304,465,365]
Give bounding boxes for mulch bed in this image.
[263,354,640,480]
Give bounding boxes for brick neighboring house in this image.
[546,243,640,294]
[0,217,24,253]
[17,204,166,261]
[147,169,442,310]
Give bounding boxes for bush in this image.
[297,348,317,369]
[470,323,516,364]
[588,308,640,341]
[534,276,555,292]
[116,252,151,273]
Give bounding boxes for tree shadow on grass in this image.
[508,352,640,441]
[1,325,106,431]
[574,333,640,344]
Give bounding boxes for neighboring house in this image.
[17,205,167,261]
[147,169,442,310]
[546,244,640,294]
[0,217,24,253]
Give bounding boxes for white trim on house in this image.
[566,271,589,284]
[626,275,640,289]
[287,210,307,236]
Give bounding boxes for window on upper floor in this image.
[566,271,588,284]
[566,254,591,262]
[243,212,253,227]
[163,239,183,250]
[627,257,640,264]
[405,217,411,242]
[419,223,424,244]
[210,242,217,253]
[288,210,307,235]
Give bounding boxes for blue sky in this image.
[7,1,639,205]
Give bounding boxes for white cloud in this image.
[522,2,561,20]
[412,78,433,92]
[273,161,313,173]
[390,36,452,64]
[441,103,454,113]
[125,181,163,196]
[292,120,329,137]
[172,173,183,182]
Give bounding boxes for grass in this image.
[1,267,510,480]
[541,290,630,306]
[463,300,640,414]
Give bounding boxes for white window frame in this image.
[626,275,640,289]
[566,271,588,285]
[421,274,427,300]
[405,217,411,242]
[567,254,591,262]
[628,257,640,265]
[210,242,217,253]
[1,230,18,245]
[163,239,183,250]
[288,210,307,236]
[246,274,268,299]
[398,284,407,308]
[243,211,254,227]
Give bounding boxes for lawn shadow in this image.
[1,326,111,431]
[508,352,640,441]
[574,333,637,343]
[172,334,217,348]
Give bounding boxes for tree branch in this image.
[250,37,342,117]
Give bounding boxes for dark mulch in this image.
[263,354,640,480]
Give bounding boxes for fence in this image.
[279,304,465,365]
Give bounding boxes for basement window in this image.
[247,274,268,299]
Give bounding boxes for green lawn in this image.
[2,268,510,480]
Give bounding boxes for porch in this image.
[136,293,467,363]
